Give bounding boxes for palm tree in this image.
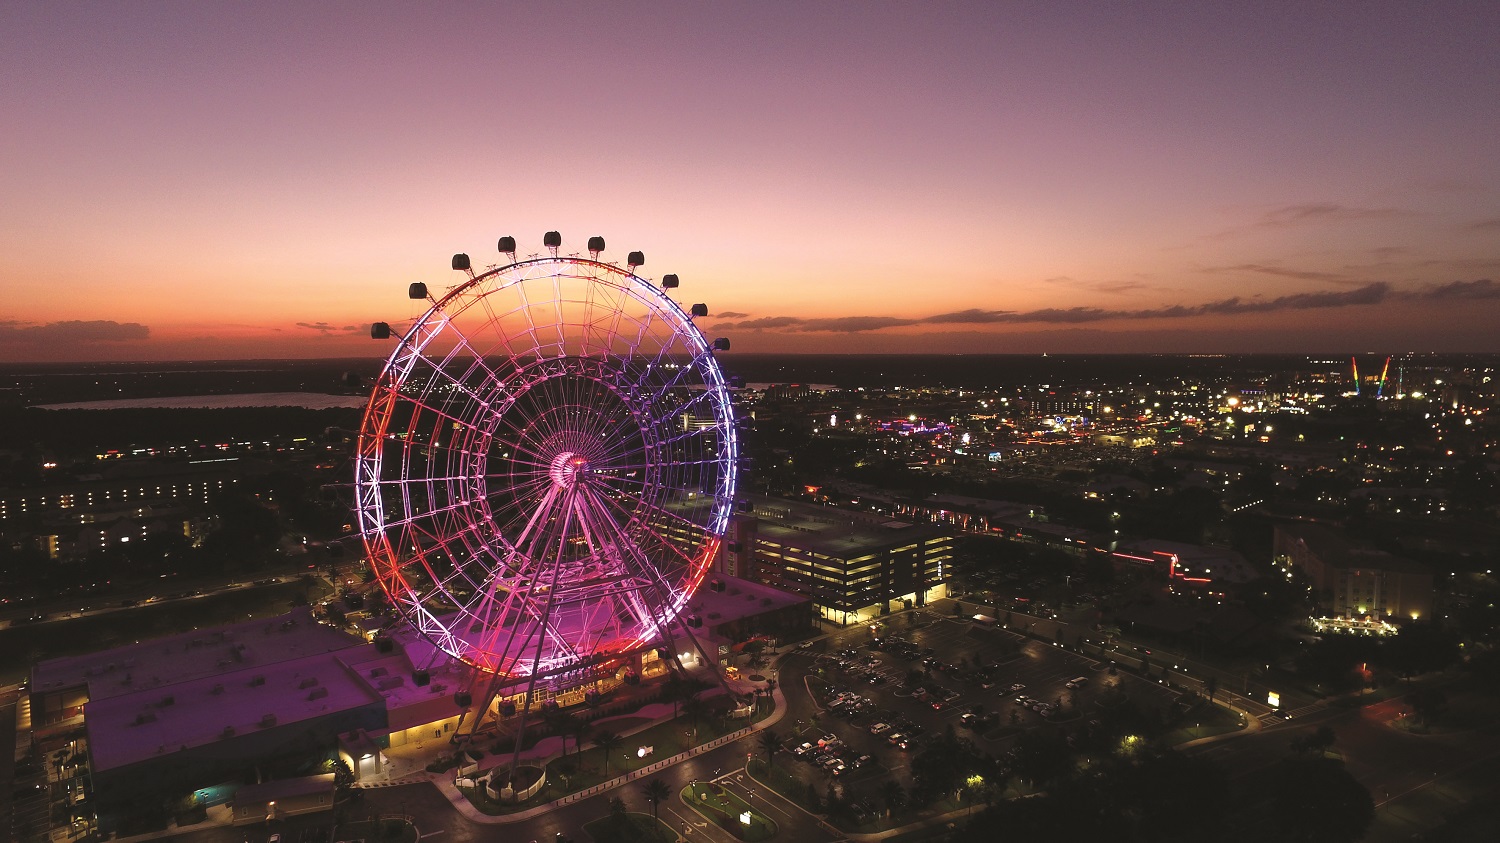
[758,729,780,770]
[570,718,594,767]
[681,696,709,742]
[595,730,622,778]
[641,778,671,838]
[548,710,580,759]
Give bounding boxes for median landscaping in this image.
[683,782,776,842]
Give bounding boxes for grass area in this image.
[683,782,777,842]
[335,818,417,843]
[582,811,677,843]
[980,724,1024,741]
[1161,702,1245,745]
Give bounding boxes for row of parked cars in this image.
[791,733,873,776]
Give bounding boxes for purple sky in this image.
[2,1,1498,360]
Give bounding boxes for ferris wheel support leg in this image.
[452,668,503,746]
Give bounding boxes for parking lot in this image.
[779,611,1184,810]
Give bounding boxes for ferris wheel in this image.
[355,232,738,694]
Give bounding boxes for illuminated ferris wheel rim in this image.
[354,235,738,681]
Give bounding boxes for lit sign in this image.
[739,812,752,825]
[1267,691,1280,708]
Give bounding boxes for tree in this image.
[681,696,709,739]
[1122,749,1231,843]
[570,719,595,767]
[1204,674,1218,703]
[330,758,355,801]
[758,729,780,770]
[661,674,707,721]
[1012,730,1071,788]
[595,730,622,779]
[1268,756,1373,843]
[608,796,629,835]
[641,778,671,837]
[910,732,970,804]
[1292,725,1336,756]
[548,710,581,759]
[1384,621,1460,679]
[1410,688,1448,726]
[881,780,906,817]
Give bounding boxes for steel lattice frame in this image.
[355,255,737,684]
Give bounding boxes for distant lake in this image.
[34,392,369,410]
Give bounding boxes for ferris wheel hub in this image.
[548,451,590,489]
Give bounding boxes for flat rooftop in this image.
[31,608,366,701]
[749,496,950,558]
[687,575,808,626]
[85,643,381,773]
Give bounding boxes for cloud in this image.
[709,279,1497,335]
[1256,203,1415,228]
[923,309,1015,324]
[0,319,150,343]
[295,321,363,335]
[1204,202,1418,241]
[1398,279,1500,301]
[1204,263,1350,283]
[716,311,749,319]
[1468,218,1500,231]
[1040,276,1150,295]
[723,316,807,330]
[797,316,919,332]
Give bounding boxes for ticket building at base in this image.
[26,577,811,829]
[27,610,390,826]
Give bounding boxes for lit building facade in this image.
[1273,523,1433,622]
[733,496,954,625]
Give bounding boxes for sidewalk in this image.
[425,666,793,824]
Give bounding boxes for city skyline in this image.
[3,1,1499,361]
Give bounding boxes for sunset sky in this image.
[2,1,1498,361]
